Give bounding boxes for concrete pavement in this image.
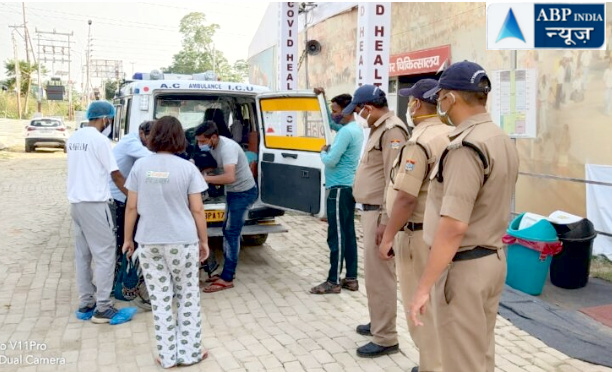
[0,151,610,372]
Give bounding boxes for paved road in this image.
[0,150,610,371]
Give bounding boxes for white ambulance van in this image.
[112,71,332,245]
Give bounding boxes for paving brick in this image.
[0,152,610,372]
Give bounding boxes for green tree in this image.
[163,12,245,82]
[164,12,220,74]
[104,79,119,100]
[2,60,41,95]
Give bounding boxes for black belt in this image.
[402,222,423,231]
[362,204,380,211]
[452,246,497,262]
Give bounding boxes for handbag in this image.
[113,253,141,301]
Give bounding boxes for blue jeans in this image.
[220,186,258,282]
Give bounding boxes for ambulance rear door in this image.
[256,91,331,218]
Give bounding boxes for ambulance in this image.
[112,71,333,245]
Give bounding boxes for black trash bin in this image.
[549,218,597,289]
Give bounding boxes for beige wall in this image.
[250,2,612,222]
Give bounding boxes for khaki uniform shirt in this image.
[353,111,409,224]
[385,118,452,223]
[423,113,519,251]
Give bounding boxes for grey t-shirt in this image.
[211,136,256,192]
[125,154,208,245]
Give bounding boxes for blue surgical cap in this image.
[86,101,116,120]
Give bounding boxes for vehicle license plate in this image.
[206,210,225,222]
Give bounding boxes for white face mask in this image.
[355,107,370,128]
[101,119,112,138]
[405,101,417,128]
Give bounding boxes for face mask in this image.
[356,107,370,128]
[436,93,455,126]
[331,113,344,124]
[101,121,112,138]
[199,144,211,152]
[405,101,417,128]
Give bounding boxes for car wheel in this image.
[241,234,268,246]
[25,143,34,153]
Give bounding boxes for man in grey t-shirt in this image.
[196,121,258,293]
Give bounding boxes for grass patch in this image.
[591,255,612,282]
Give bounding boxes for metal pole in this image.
[68,33,73,120]
[86,20,92,107]
[510,50,517,216]
[22,3,30,64]
[37,31,41,113]
[12,31,22,119]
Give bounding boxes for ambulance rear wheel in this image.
[241,234,268,246]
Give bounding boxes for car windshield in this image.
[31,119,61,127]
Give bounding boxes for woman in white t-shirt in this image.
[122,116,210,369]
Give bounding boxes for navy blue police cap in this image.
[398,78,439,105]
[424,61,491,99]
[342,84,387,115]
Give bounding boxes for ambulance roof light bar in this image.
[132,70,219,81]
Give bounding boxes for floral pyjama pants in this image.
[138,243,203,368]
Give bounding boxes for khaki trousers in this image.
[396,230,442,372]
[362,210,398,346]
[435,249,507,372]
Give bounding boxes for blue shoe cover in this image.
[75,309,94,320]
[109,307,138,325]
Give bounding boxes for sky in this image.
[0,1,269,90]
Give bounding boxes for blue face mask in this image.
[199,144,211,152]
[331,113,344,124]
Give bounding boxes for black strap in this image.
[436,141,489,184]
[390,140,432,184]
[402,222,423,231]
[452,246,497,262]
[362,204,381,211]
[375,124,409,150]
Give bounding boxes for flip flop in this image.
[204,274,221,283]
[203,280,234,293]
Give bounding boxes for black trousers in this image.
[326,186,358,284]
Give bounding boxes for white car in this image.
[24,117,68,152]
[77,120,88,130]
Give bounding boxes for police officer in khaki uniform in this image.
[379,79,451,372]
[409,61,519,372]
[342,84,409,357]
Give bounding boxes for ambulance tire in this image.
[241,234,268,246]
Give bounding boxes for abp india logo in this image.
[487,2,606,50]
[487,3,535,49]
[496,8,526,43]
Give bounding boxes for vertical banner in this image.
[356,2,391,93]
[355,3,391,159]
[278,2,299,136]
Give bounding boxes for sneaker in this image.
[91,306,119,324]
[341,278,359,291]
[75,305,95,320]
[309,281,341,294]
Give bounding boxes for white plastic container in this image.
[518,212,548,230]
[548,210,583,225]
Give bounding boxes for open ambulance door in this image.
[256,91,331,218]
